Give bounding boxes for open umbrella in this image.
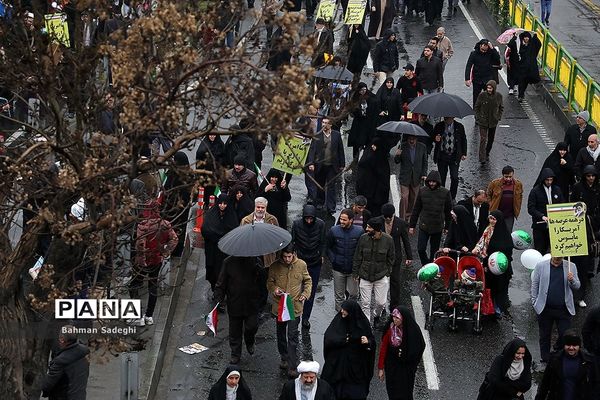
[496,27,525,44]
[312,66,354,81]
[377,121,430,137]
[218,223,292,257]
[408,92,473,118]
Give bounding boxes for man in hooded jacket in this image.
[474,80,504,163]
[409,170,452,265]
[527,168,565,254]
[372,30,400,87]
[291,205,326,329]
[465,39,501,106]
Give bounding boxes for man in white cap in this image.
[277,360,336,400]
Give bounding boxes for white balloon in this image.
[520,249,542,270]
[541,253,551,262]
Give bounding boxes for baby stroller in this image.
[448,255,485,334]
[424,253,456,331]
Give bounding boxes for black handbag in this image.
[588,216,600,257]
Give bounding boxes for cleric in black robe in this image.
[477,338,532,400]
[377,306,425,400]
[321,300,376,400]
[208,366,252,400]
[201,194,238,292]
[278,360,336,400]
[356,137,391,217]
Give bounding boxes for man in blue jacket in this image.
[326,209,364,311]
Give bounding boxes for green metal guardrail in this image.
[503,0,598,126]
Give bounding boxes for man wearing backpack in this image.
[129,201,178,326]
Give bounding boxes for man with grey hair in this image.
[436,27,454,69]
[278,360,336,400]
[41,325,90,400]
[241,197,279,313]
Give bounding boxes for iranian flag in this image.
[277,293,296,322]
[213,184,221,198]
[205,303,219,336]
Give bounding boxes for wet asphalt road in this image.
[155,2,600,400]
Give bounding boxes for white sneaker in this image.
[578,300,587,308]
[508,88,514,95]
[144,316,154,325]
[128,317,145,326]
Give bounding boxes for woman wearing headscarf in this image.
[477,338,532,400]
[257,168,291,230]
[444,205,479,253]
[535,142,574,199]
[347,25,371,80]
[472,210,514,316]
[377,307,425,400]
[376,77,403,124]
[202,194,239,293]
[163,151,193,257]
[208,366,252,400]
[230,184,254,224]
[356,137,390,217]
[321,300,376,400]
[348,82,379,160]
[196,134,226,200]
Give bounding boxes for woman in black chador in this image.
[444,205,479,253]
[208,366,252,400]
[356,137,390,217]
[256,168,291,229]
[321,300,376,400]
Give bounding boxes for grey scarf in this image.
[506,359,524,381]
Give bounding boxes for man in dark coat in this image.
[311,18,334,68]
[396,64,422,105]
[41,326,90,400]
[433,117,468,200]
[464,38,501,106]
[409,170,452,265]
[306,118,345,214]
[507,31,541,101]
[367,0,396,40]
[458,189,490,236]
[278,361,336,400]
[535,330,599,400]
[291,205,326,329]
[267,25,292,72]
[380,204,413,309]
[415,45,444,94]
[372,30,400,86]
[394,134,428,222]
[564,110,597,157]
[575,134,600,178]
[221,155,258,198]
[582,305,600,357]
[196,134,226,200]
[214,256,263,364]
[527,168,565,254]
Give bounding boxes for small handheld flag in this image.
[205,303,219,336]
[277,293,296,322]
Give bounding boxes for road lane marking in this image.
[390,174,400,216]
[459,2,556,151]
[411,295,440,390]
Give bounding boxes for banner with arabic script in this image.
[547,202,588,257]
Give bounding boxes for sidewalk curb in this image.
[142,241,192,400]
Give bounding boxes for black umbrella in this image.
[218,223,292,257]
[377,121,430,138]
[407,92,474,118]
[312,66,354,81]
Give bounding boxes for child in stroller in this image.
[451,268,483,309]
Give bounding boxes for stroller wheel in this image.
[472,326,483,335]
[447,322,458,332]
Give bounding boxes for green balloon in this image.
[511,230,532,250]
[488,252,508,275]
[417,263,439,281]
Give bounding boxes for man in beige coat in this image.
[267,244,312,379]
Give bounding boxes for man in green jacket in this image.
[353,218,395,326]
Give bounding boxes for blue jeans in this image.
[302,260,322,322]
[541,0,552,23]
[417,229,442,265]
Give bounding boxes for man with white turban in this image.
[277,361,336,400]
